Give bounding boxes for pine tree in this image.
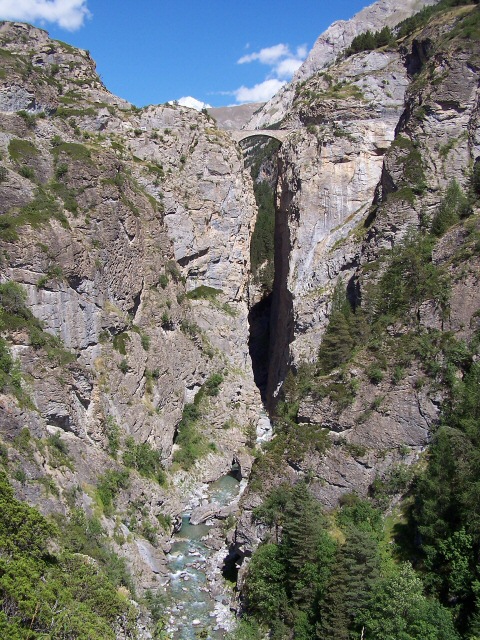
[318,529,381,638]
[281,483,336,619]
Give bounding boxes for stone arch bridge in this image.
[229,129,292,144]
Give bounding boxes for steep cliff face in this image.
[0,21,262,603]
[234,1,480,563]
[271,48,409,374]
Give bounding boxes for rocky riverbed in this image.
[164,474,245,639]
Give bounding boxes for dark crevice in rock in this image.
[247,162,295,411]
[231,456,242,481]
[248,293,272,402]
[74,390,90,409]
[46,413,71,432]
[265,158,295,411]
[172,423,179,445]
[221,548,242,583]
[119,219,135,242]
[405,38,433,76]
[67,274,83,291]
[346,273,361,309]
[127,286,142,319]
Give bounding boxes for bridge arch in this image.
[229,129,290,144]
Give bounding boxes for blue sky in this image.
[0,0,373,107]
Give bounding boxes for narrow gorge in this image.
[1,0,480,638]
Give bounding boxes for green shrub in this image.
[186,285,222,300]
[165,260,182,282]
[13,466,27,484]
[0,280,27,315]
[55,162,68,179]
[0,187,68,241]
[180,319,200,337]
[36,264,64,289]
[46,432,74,470]
[156,513,172,532]
[205,372,223,396]
[431,180,470,236]
[123,437,165,484]
[18,165,35,180]
[112,331,130,355]
[158,273,168,288]
[172,402,209,469]
[50,179,79,214]
[96,469,130,516]
[367,364,384,385]
[105,416,120,458]
[17,110,37,128]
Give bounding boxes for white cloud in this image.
[0,0,90,30]
[238,43,290,66]
[169,96,211,111]
[232,41,307,104]
[233,79,286,104]
[296,45,308,59]
[275,57,303,79]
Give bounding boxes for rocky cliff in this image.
[246,0,438,130]
[0,20,263,611]
[234,0,480,565]
[1,0,480,637]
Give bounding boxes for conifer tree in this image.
[318,529,381,638]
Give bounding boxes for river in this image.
[165,474,242,639]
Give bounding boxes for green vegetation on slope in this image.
[241,483,459,640]
[345,0,478,59]
[0,471,138,639]
[172,373,223,469]
[0,281,74,405]
[0,187,68,242]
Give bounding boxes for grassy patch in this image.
[50,180,79,214]
[95,468,130,516]
[51,141,92,163]
[0,187,68,242]
[186,285,222,301]
[8,138,39,163]
[112,331,130,355]
[0,280,74,369]
[123,437,166,485]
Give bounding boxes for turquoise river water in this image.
[165,475,241,639]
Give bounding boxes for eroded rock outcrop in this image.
[0,21,263,603]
